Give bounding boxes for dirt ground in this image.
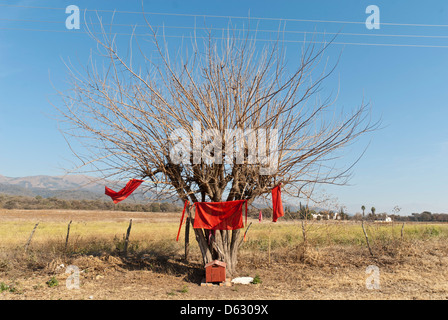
[1,251,447,300]
[1,210,448,300]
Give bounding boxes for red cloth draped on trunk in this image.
[105,179,144,204]
[272,184,284,222]
[193,200,247,230]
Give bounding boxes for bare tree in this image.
[55,15,377,276]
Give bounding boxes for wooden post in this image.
[123,219,132,257]
[268,223,272,265]
[401,222,405,241]
[24,223,39,252]
[185,216,190,261]
[362,220,374,257]
[65,220,72,252]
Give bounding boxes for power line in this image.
[1,4,446,48]
[1,17,448,39]
[1,26,448,48]
[1,3,448,28]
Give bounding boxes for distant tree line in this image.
[0,193,182,212]
[248,203,350,221]
[352,211,448,222]
[250,205,448,222]
[390,211,448,222]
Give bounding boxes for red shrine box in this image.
[205,260,226,283]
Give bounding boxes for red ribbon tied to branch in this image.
[105,179,144,204]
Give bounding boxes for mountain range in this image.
[0,174,113,200]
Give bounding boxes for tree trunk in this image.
[187,206,241,278]
[213,229,241,277]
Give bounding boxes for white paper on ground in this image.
[231,277,254,284]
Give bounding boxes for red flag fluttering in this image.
[105,179,144,204]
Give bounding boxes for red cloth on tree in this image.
[176,200,189,241]
[105,179,144,204]
[193,200,247,230]
[271,184,284,222]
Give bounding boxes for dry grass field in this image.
[1,209,448,300]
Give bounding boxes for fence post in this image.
[123,219,132,257]
[401,222,405,241]
[65,220,72,252]
[362,220,374,257]
[185,217,190,261]
[24,222,39,253]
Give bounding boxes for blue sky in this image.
[0,0,447,215]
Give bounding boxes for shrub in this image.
[46,277,59,288]
[251,274,262,284]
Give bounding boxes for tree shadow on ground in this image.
[118,253,205,284]
[3,243,206,284]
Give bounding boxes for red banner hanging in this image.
[193,199,247,230]
[272,184,284,222]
